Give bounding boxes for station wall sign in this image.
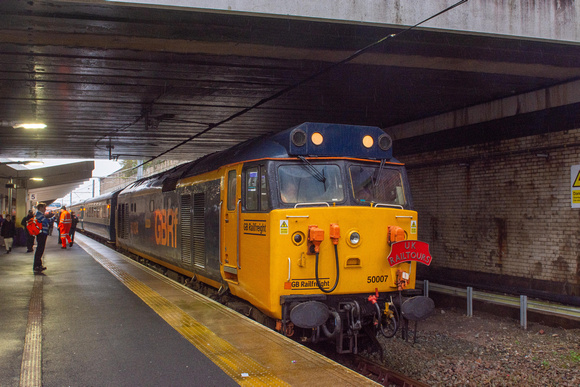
[572,165,580,208]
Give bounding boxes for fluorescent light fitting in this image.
[14,123,47,129]
[29,177,44,181]
[24,161,44,166]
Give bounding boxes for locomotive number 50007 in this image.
[367,275,388,283]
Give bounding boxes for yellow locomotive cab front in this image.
[268,206,418,319]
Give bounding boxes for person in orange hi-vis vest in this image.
[58,206,73,249]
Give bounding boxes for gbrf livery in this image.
[72,122,432,354]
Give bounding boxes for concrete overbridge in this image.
[0,0,578,161]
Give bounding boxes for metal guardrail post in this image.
[425,282,580,321]
[520,295,528,330]
[423,280,429,297]
[467,287,473,317]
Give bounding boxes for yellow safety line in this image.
[80,240,289,387]
[20,274,43,387]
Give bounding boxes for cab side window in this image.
[260,167,269,211]
[246,167,259,211]
[227,170,237,211]
[244,165,269,212]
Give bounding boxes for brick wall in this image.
[401,128,580,301]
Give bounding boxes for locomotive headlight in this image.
[378,133,392,151]
[291,128,307,147]
[347,231,361,247]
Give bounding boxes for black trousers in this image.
[26,232,35,251]
[34,233,47,269]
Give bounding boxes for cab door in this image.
[222,168,240,281]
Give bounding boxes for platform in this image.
[0,233,377,386]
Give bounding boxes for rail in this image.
[354,356,429,387]
[419,280,580,329]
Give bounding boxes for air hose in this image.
[320,310,341,339]
[376,300,399,338]
[315,244,340,293]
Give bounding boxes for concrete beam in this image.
[102,0,580,43]
[385,79,580,141]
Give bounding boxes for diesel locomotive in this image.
[72,122,432,354]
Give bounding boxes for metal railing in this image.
[420,280,580,329]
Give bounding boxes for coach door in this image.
[223,169,240,280]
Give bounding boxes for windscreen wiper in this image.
[374,159,386,187]
[298,156,326,183]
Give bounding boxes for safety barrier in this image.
[420,280,580,330]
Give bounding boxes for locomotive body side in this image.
[116,168,225,287]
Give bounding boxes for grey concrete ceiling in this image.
[1,0,580,164]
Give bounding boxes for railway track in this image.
[353,356,429,387]
[315,343,428,387]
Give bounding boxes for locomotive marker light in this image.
[292,231,305,246]
[387,241,432,267]
[311,132,324,146]
[362,135,374,148]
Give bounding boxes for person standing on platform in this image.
[55,209,61,245]
[0,214,15,254]
[56,210,63,245]
[69,211,79,246]
[58,206,72,249]
[21,210,35,252]
[47,211,54,236]
[34,203,52,272]
[0,215,5,248]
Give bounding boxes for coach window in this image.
[227,170,237,211]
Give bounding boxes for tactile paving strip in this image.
[20,274,43,387]
[80,240,289,387]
